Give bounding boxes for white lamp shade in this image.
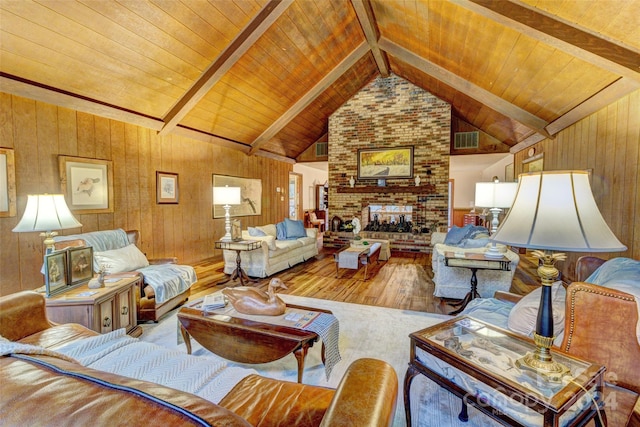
[492,170,627,252]
[475,182,518,208]
[12,194,82,232]
[213,186,241,205]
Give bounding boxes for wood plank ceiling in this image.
[1,0,638,162]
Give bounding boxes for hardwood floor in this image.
[190,246,541,315]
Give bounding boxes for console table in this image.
[45,275,142,337]
[215,240,262,286]
[405,316,605,427]
[444,251,510,315]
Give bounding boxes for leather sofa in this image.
[53,229,194,322]
[0,291,398,427]
[223,223,319,278]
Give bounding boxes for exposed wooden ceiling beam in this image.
[248,41,370,155]
[378,37,552,139]
[351,0,390,77]
[157,0,293,137]
[511,77,640,153]
[452,0,640,82]
[0,73,164,131]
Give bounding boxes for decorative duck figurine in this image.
[222,278,288,316]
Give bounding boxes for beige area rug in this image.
[139,294,502,427]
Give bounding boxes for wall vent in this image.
[316,142,328,156]
[454,131,479,149]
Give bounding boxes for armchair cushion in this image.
[507,281,566,339]
[94,244,150,274]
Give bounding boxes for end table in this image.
[215,239,262,286]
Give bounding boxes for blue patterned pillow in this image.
[276,221,287,240]
[284,218,306,239]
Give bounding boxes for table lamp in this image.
[491,170,626,381]
[475,180,517,258]
[12,194,83,254]
[213,185,241,241]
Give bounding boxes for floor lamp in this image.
[213,186,241,241]
[12,194,82,254]
[491,170,626,381]
[475,180,517,259]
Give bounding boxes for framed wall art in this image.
[156,171,179,204]
[357,146,414,179]
[212,175,262,218]
[59,155,114,214]
[67,246,93,286]
[44,251,67,297]
[0,147,16,218]
[522,153,544,173]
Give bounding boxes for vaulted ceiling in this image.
[1,0,638,163]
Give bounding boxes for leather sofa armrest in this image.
[574,256,606,282]
[629,395,640,427]
[0,291,54,341]
[320,358,398,427]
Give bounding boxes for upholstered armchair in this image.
[54,229,196,322]
[431,228,520,299]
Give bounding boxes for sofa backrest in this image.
[54,229,140,269]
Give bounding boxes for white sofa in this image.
[223,222,319,278]
[431,229,520,299]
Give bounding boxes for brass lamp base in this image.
[516,332,570,382]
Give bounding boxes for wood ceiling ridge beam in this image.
[378,37,552,139]
[248,41,370,156]
[452,0,640,82]
[157,0,294,137]
[0,73,164,131]
[350,0,390,77]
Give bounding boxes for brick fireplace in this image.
[325,74,451,251]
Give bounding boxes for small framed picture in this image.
[231,219,242,241]
[44,251,67,297]
[157,171,179,204]
[67,246,94,286]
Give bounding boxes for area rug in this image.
[139,294,502,427]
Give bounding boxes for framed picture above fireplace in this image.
[357,146,414,180]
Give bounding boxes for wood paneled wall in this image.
[513,89,639,280]
[0,93,292,296]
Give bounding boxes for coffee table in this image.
[177,303,331,383]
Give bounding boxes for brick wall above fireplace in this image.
[327,74,451,233]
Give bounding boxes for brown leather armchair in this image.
[497,256,640,426]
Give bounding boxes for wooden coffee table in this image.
[177,303,330,383]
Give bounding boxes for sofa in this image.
[223,219,319,278]
[0,290,398,426]
[54,229,196,322]
[431,226,520,299]
[457,256,640,426]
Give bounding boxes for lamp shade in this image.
[492,170,627,252]
[213,186,241,205]
[12,194,82,232]
[475,182,518,208]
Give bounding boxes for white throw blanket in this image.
[44,329,256,404]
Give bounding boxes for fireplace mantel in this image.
[336,184,435,194]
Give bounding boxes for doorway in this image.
[289,172,302,220]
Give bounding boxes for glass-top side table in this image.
[215,239,262,286]
[405,316,606,427]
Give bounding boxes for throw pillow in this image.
[94,244,150,274]
[284,218,306,239]
[443,225,469,245]
[257,224,277,237]
[507,281,566,338]
[248,226,267,237]
[460,237,491,248]
[276,221,287,240]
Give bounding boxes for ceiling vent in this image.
[316,142,328,156]
[454,131,479,149]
